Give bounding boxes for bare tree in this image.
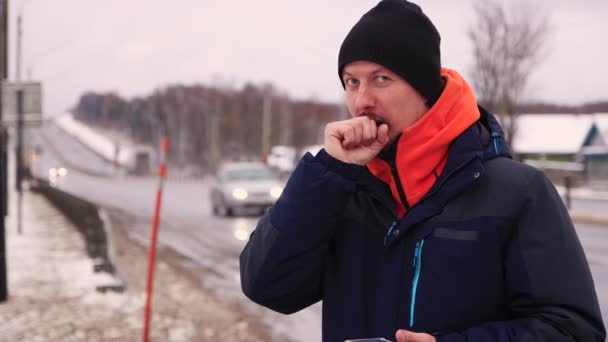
[468,0,551,153]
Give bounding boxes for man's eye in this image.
[345,78,359,86]
[376,75,390,83]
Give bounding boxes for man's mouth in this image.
[374,119,387,127]
[363,113,387,127]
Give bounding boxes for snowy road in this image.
[30,122,608,339]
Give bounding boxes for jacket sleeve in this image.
[437,169,606,341]
[239,149,366,314]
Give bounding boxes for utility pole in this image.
[261,95,271,159]
[208,95,221,166]
[0,0,6,79]
[15,13,21,82]
[208,115,220,166]
[14,12,23,235]
[0,0,9,302]
[15,88,22,234]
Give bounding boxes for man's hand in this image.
[324,116,389,165]
[395,329,436,342]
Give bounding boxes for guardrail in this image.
[31,178,125,292]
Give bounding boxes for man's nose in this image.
[354,85,375,115]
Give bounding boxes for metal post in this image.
[1,126,6,219]
[142,136,169,342]
[15,89,22,234]
[15,7,23,236]
[15,14,21,83]
[0,128,7,301]
[0,0,7,79]
[0,0,9,302]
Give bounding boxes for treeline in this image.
[73,83,345,170]
[73,81,608,170]
[516,101,608,114]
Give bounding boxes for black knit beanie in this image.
[338,0,442,105]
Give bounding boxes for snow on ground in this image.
[1,191,136,341]
[0,187,278,341]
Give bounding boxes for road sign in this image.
[1,81,43,121]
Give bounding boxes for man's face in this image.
[342,61,428,142]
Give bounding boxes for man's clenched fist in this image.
[324,116,390,165]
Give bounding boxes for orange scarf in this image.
[367,68,480,218]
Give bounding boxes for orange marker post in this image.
[142,136,169,342]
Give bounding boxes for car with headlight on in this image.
[210,162,283,216]
[48,166,69,187]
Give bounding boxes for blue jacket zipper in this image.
[491,132,502,155]
[383,221,398,246]
[410,239,425,327]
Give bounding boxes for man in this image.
[240,0,606,341]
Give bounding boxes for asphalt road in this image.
[28,123,608,339]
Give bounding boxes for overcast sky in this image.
[7,0,608,115]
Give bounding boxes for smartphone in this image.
[344,338,391,342]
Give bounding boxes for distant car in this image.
[210,162,283,216]
[267,145,296,173]
[299,144,324,159]
[48,166,69,187]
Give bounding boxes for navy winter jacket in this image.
[240,110,606,341]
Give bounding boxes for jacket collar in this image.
[366,68,481,218]
[382,109,511,245]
